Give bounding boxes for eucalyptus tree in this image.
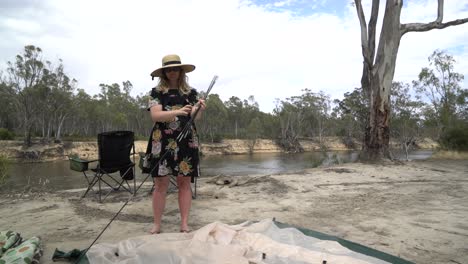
[40,60,76,141]
[0,77,16,130]
[70,88,95,136]
[333,87,368,145]
[300,89,331,144]
[274,95,307,152]
[246,117,262,153]
[96,83,123,131]
[353,0,468,160]
[258,111,280,139]
[413,50,466,138]
[5,45,46,146]
[274,88,330,152]
[135,92,154,137]
[390,82,424,160]
[459,90,468,122]
[225,96,243,138]
[241,96,261,137]
[197,93,228,142]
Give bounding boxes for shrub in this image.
[439,126,468,151]
[0,128,14,140]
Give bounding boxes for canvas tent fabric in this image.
[85,219,412,264]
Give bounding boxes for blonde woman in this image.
[147,54,206,234]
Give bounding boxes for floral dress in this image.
[147,88,200,178]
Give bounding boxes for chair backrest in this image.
[97,131,134,170]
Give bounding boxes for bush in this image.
[439,126,468,151]
[0,128,14,140]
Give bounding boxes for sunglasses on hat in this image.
[164,67,182,73]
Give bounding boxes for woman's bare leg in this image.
[151,176,170,234]
[177,176,192,232]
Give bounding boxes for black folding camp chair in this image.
[71,131,136,202]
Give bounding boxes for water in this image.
[1,150,432,192]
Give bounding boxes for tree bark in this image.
[361,1,402,160]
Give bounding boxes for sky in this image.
[1,0,467,113]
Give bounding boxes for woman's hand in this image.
[191,99,206,120]
[197,99,206,111]
[177,105,193,116]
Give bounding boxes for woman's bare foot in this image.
[180,225,191,233]
[149,225,161,234]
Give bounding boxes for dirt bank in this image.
[0,137,439,162]
[0,159,467,263]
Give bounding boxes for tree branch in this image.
[368,0,380,65]
[436,0,443,23]
[402,18,468,35]
[354,0,371,64]
[401,0,468,35]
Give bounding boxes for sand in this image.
[1,159,467,264]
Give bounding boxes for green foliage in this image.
[439,126,468,151]
[390,82,423,149]
[0,154,10,185]
[246,117,262,139]
[0,128,14,140]
[414,50,467,137]
[332,87,368,139]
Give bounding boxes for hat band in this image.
[163,60,181,66]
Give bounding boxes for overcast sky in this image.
[1,0,467,113]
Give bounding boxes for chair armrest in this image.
[68,156,98,162]
[69,157,98,172]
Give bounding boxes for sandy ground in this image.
[1,159,468,264]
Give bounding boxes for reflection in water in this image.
[1,150,432,192]
[200,151,360,177]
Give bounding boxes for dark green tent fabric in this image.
[274,220,414,264]
[52,248,89,264]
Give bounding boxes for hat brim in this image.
[150,64,196,78]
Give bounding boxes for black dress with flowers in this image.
[147,88,200,178]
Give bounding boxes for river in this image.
[1,150,433,192]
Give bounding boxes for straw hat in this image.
[150,54,196,78]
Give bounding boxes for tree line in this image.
[0,45,467,153]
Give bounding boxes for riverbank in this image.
[0,159,467,263]
[0,137,439,161]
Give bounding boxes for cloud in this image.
[0,0,467,113]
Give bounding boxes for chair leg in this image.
[133,168,136,196]
[98,173,102,203]
[82,175,99,199]
[169,176,177,189]
[135,172,153,195]
[192,178,197,199]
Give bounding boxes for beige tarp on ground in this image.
[87,219,390,264]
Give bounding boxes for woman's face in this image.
[164,67,181,81]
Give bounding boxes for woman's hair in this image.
[156,70,191,94]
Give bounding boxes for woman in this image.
[147,54,206,234]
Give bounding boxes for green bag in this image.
[0,236,42,264]
[0,231,21,256]
[69,157,89,172]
